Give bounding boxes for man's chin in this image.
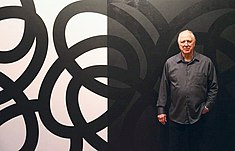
[182,50,191,54]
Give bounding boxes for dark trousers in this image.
[168,118,205,151]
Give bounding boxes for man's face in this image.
[178,31,195,55]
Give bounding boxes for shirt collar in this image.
[176,52,200,63]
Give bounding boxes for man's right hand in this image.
[157,114,167,125]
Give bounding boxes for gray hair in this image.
[177,29,196,43]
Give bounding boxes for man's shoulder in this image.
[166,53,180,63]
[196,52,212,62]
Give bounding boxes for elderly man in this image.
[157,30,218,151]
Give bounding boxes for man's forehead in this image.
[179,32,194,40]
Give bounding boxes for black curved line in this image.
[108,4,164,89]
[0,6,48,90]
[69,136,83,151]
[0,6,35,63]
[53,0,107,56]
[169,0,235,34]
[0,1,48,150]
[38,34,140,137]
[206,10,235,60]
[20,112,39,151]
[0,72,39,151]
[135,0,170,35]
[38,58,73,137]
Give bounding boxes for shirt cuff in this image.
[158,107,165,114]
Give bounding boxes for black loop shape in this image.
[0,0,48,150]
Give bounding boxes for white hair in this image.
[177,29,196,43]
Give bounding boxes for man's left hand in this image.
[202,106,209,114]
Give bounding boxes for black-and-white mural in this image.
[0,0,235,150]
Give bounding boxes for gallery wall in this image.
[0,0,235,151]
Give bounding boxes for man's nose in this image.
[183,41,189,46]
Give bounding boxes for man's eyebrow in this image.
[180,40,192,42]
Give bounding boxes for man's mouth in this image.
[183,47,190,50]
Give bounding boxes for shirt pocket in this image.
[192,73,207,86]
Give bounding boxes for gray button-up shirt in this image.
[157,52,218,124]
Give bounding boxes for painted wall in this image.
[0,0,235,151]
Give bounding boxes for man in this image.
[157,30,218,151]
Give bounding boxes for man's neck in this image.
[182,52,194,62]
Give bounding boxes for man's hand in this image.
[202,106,209,114]
[157,114,167,125]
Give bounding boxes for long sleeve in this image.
[157,63,170,114]
[205,61,219,110]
